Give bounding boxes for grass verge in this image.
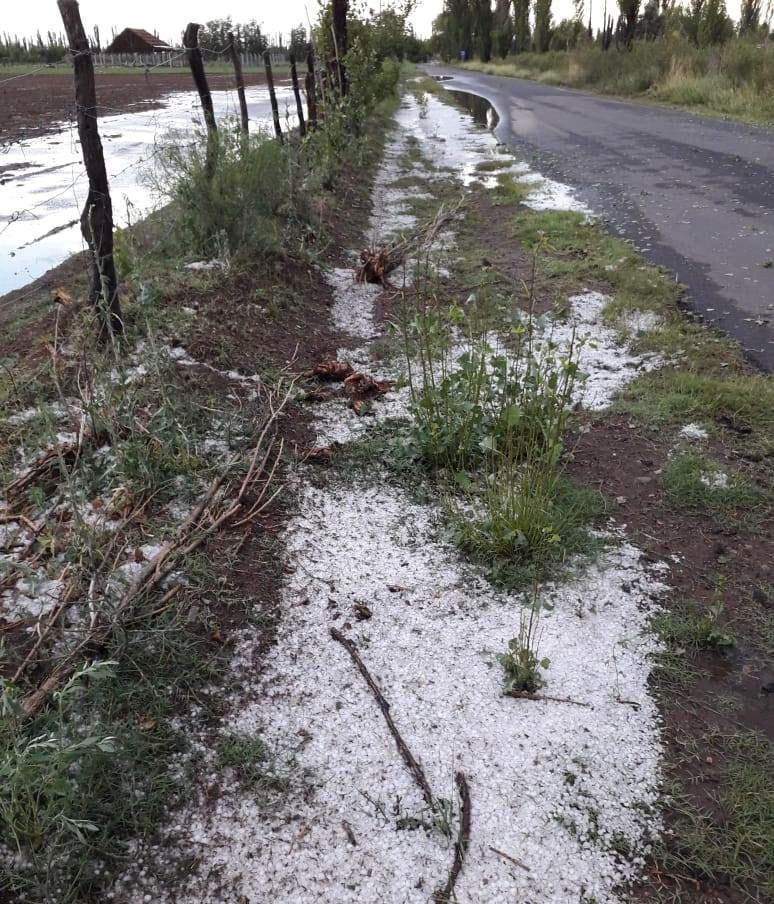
[459,38,774,125]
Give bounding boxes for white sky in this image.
[2,0,744,45]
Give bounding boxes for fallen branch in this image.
[356,198,464,285]
[505,690,591,708]
[433,772,472,904]
[330,626,434,807]
[19,387,292,719]
[5,430,107,500]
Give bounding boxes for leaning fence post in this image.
[183,22,218,175]
[263,50,283,143]
[288,52,306,137]
[305,48,318,129]
[225,31,249,134]
[57,0,122,339]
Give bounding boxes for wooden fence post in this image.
[331,0,348,97]
[225,31,249,134]
[263,51,283,143]
[288,52,306,137]
[57,0,122,339]
[183,22,218,174]
[305,48,318,129]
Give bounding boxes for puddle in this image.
[0,85,297,296]
[448,89,499,130]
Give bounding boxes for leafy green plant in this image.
[401,299,580,474]
[0,663,116,870]
[498,583,550,694]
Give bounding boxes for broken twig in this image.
[330,626,434,807]
[434,772,472,903]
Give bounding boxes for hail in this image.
[115,87,672,904]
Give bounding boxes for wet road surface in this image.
[426,65,774,371]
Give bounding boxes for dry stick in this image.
[288,52,306,137]
[225,33,249,134]
[505,691,591,708]
[330,627,434,807]
[305,49,317,129]
[489,845,530,872]
[11,578,81,683]
[183,23,218,175]
[263,51,283,143]
[57,0,122,338]
[19,391,291,719]
[434,772,472,904]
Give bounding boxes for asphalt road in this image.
[427,64,774,371]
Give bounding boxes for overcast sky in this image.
[3,0,745,44]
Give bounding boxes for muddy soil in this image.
[1,70,285,144]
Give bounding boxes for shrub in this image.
[154,128,306,262]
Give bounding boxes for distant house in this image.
[105,29,173,54]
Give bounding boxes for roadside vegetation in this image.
[432,0,774,123]
[0,3,405,900]
[351,73,773,901]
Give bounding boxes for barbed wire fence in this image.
[0,27,300,310]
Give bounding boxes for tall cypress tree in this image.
[493,0,514,57]
[513,0,531,51]
[533,0,553,51]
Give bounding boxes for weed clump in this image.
[398,295,599,585]
[662,449,768,525]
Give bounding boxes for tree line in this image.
[431,0,773,59]
[0,18,310,64]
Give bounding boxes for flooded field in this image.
[0,84,295,295]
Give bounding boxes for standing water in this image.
[0,84,296,295]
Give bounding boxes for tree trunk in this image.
[263,51,283,142]
[289,52,306,137]
[305,48,318,128]
[331,0,348,96]
[57,0,122,338]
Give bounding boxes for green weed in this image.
[498,581,550,694]
[661,450,767,523]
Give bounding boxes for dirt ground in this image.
[0,70,285,144]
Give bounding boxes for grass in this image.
[459,38,774,125]
[661,449,769,525]
[660,729,774,901]
[619,369,774,437]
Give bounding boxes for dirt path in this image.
[110,86,686,904]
